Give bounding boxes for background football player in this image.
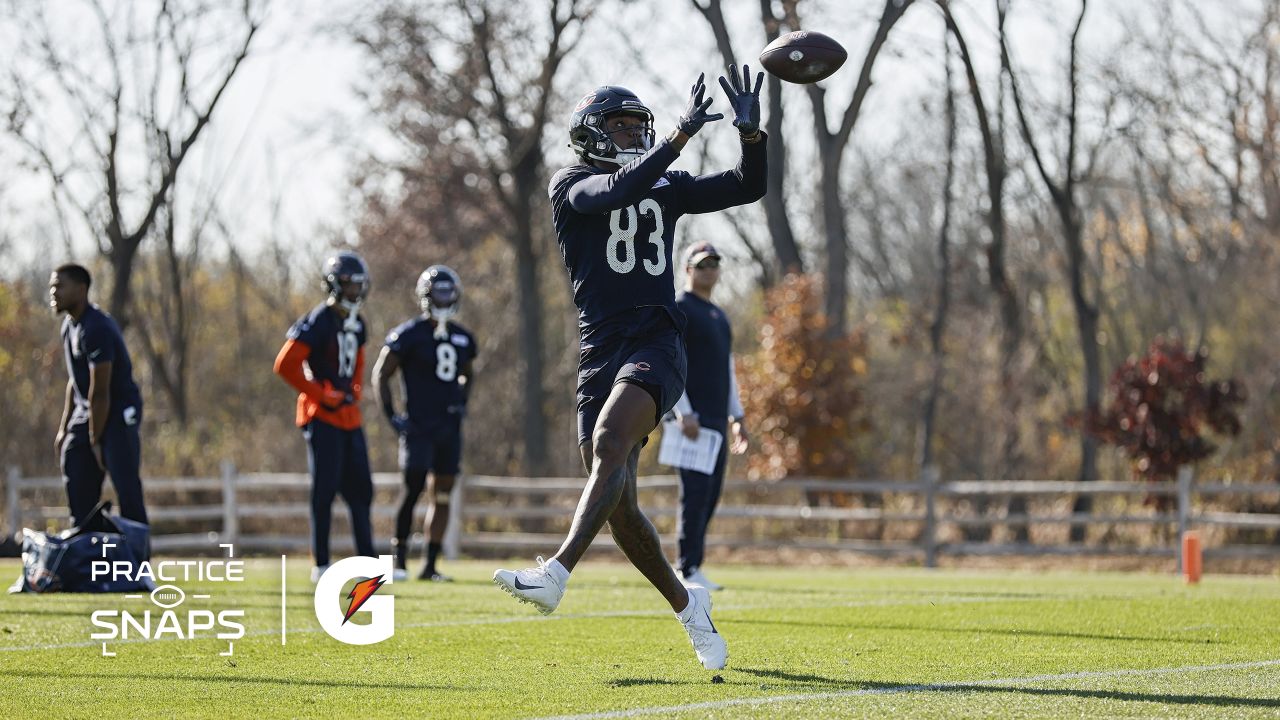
[373,265,477,582]
[50,263,149,528]
[493,66,766,671]
[273,251,376,582]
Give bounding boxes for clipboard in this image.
[658,420,724,474]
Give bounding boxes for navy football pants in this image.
[304,419,375,566]
[676,420,728,574]
[61,421,148,527]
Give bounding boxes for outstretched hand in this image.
[676,73,724,137]
[717,64,764,136]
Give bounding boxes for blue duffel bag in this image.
[8,501,153,594]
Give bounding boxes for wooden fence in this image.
[5,465,1279,568]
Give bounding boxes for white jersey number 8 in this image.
[436,343,458,382]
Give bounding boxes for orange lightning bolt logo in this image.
[342,575,386,625]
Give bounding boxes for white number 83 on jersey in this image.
[607,199,666,276]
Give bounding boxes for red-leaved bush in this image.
[1089,338,1245,483]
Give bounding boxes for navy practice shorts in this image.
[399,422,463,475]
[576,327,687,446]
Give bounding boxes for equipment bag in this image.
[8,501,153,594]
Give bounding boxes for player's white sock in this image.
[676,585,726,669]
[676,587,698,623]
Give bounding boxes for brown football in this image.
[758,30,848,84]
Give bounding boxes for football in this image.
[758,30,848,84]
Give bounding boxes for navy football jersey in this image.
[61,304,143,428]
[286,303,367,394]
[549,135,766,343]
[385,317,477,429]
[677,290,733,426]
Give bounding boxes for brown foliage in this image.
[739,274,869,480]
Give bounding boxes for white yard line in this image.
[533,658,1280,720]
[0,593,1032,653]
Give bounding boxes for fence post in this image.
[923,465,939,568]
[5,466,19,535]
[221,460,238,547]
[1176,465,1192,572]
[443,475,464,560]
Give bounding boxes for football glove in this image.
[718,64,764,136]
[676,73,724,137]
[389,414,413,435]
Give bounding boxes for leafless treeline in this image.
[1,1,1276,507]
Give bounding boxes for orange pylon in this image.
[1182,531,1202,584]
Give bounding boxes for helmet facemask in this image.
[570,92,656,167]
[323,253,370,331]
[416,266,462,339]
[591,110,654,166]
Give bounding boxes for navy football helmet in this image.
[323,251,370,301]
[569,86,655,166]
[416,265,461,322]
[323,252,369,327]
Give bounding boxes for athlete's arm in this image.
[273,338,348,408]
[87,361,112,447]
[676,133,768,215]
[727,354,745,421]
[351,346,366,401]
[566,141,681,214]
[54,378,74,455]
[727,354,749,454]
[459,358,476,407]
[673,391,699,439]
[372,346,402,426]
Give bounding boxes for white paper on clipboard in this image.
[658,420,723,474]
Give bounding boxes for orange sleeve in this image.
[351,346,366,401]
[274,338,326,404]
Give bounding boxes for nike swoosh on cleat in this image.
[513,578,543,591]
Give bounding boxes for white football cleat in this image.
[310,564,330,583]
[679,585,727,670]
[683,567,723,591]
[392,568,408,582]
[493,556,565,615]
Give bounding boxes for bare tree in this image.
[352,0,593,475]
[941,0,1028,539]
[785,0,918,335]
[688,0,805,277]
[1,0,265,330]
[1004,0,1102,540]
[918,27,957,477]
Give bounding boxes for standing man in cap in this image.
[671,241,749,591]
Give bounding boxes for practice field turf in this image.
[1,558,1278,719]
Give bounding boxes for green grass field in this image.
[1,558,1278,719]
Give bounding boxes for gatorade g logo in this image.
[313,555,395,645]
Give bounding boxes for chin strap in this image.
[340,300,362,331]
[430,307,455,338]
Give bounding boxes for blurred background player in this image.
[671,241,750,591]
[373,265,477,582]
[493,65,767,671]
[274,251,376,582]
[49,263,148,527]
